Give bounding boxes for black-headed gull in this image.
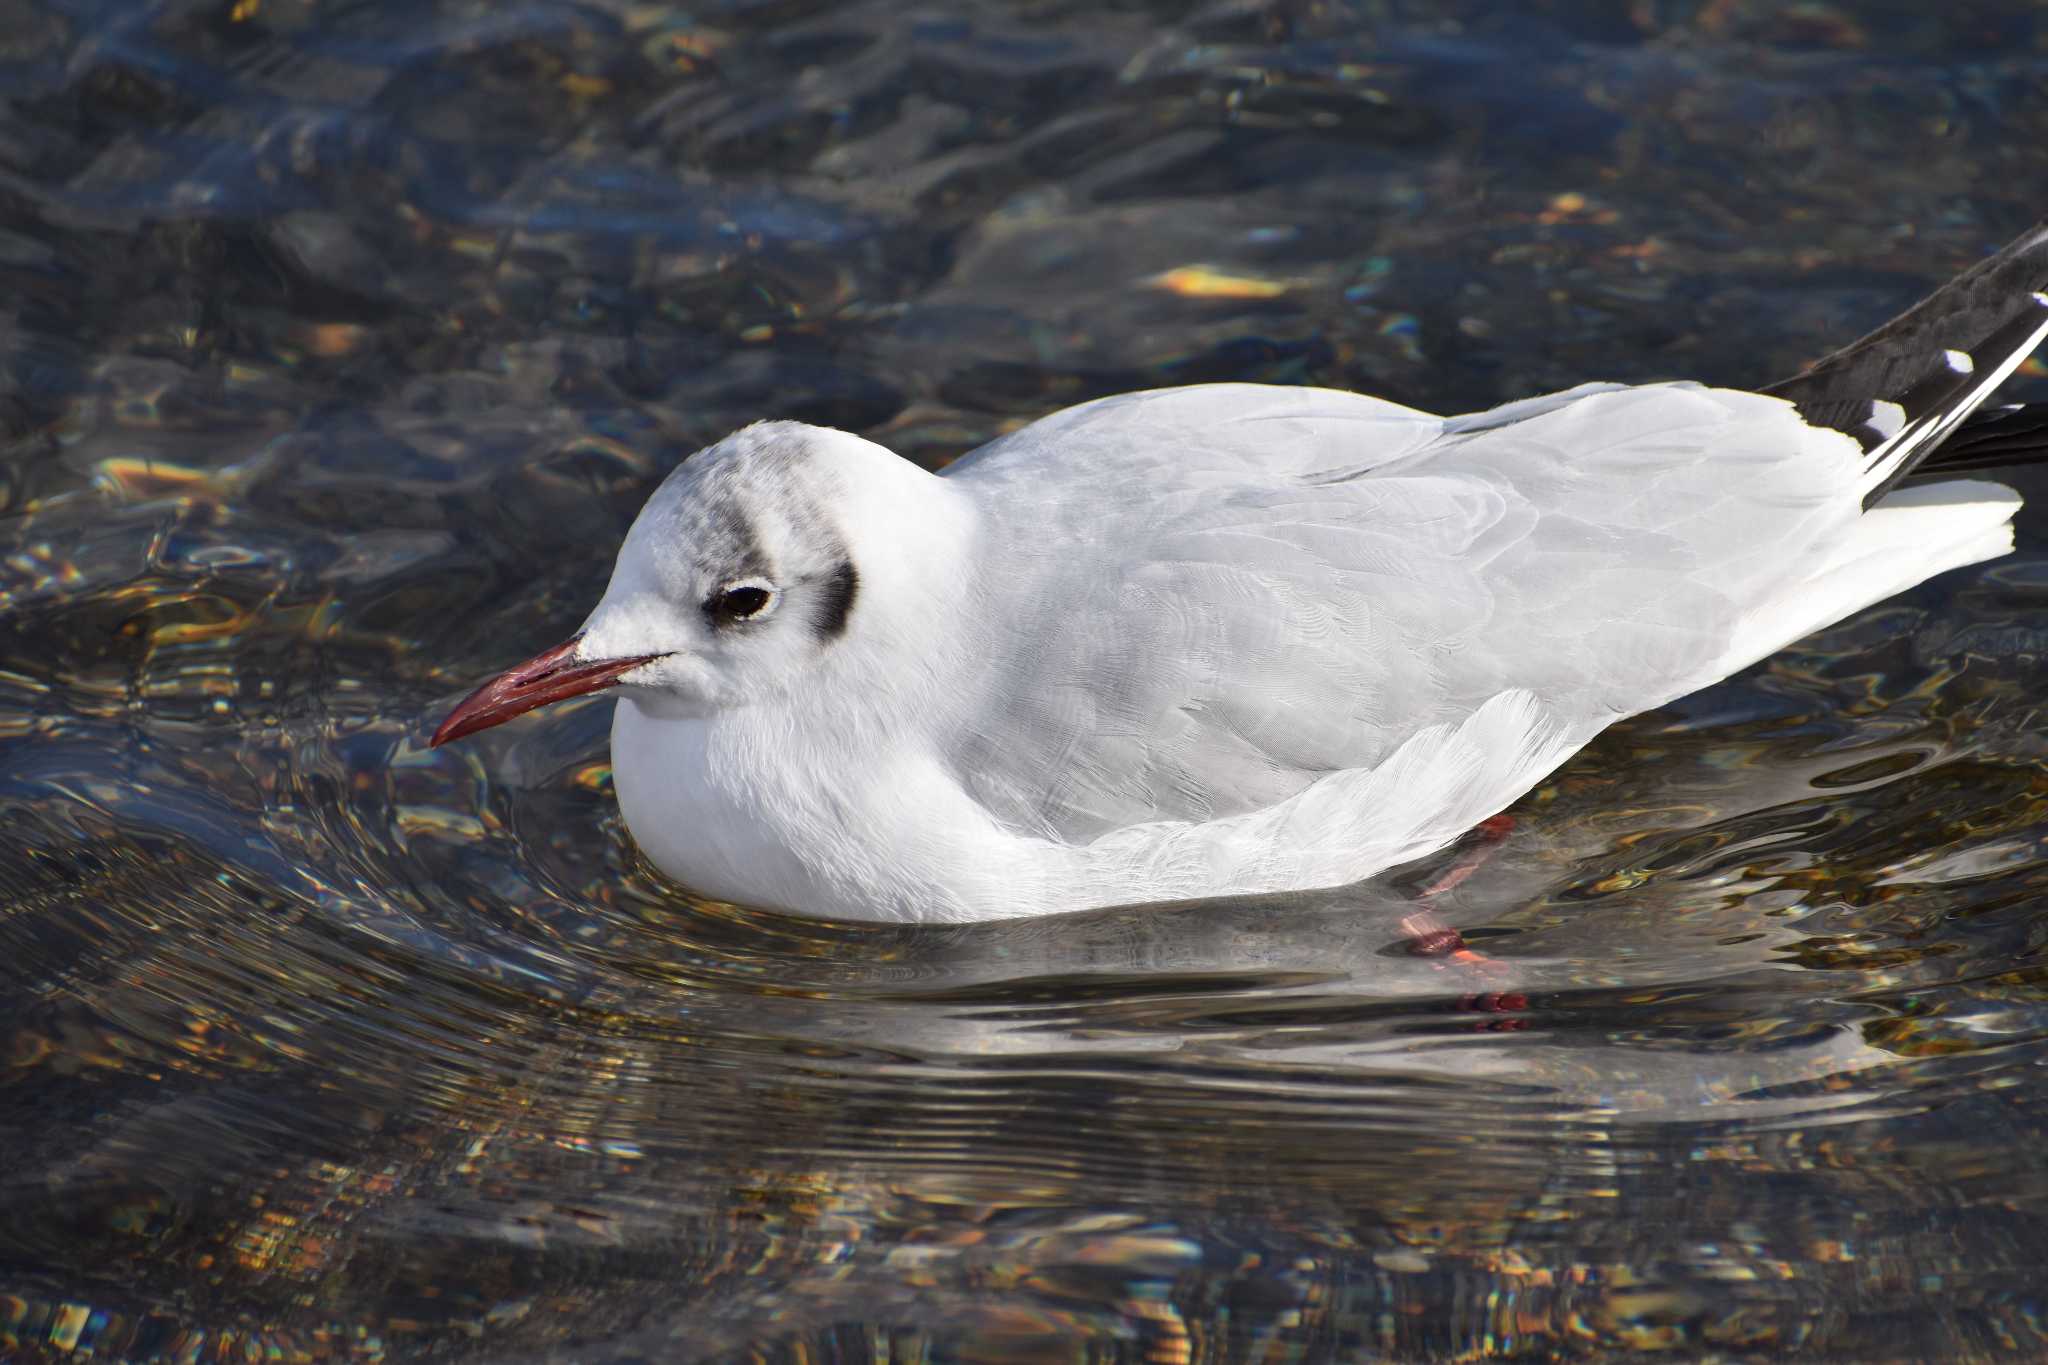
[435,218,2048,923]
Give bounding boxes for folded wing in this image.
[946,381,1870,845]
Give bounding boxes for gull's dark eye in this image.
[707,580,777,624]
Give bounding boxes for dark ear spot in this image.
[814,560,858,640]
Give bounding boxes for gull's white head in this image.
[431,420,970,743]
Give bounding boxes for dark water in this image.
[6,1,2048,1359]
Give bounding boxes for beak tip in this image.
[427,709,474,749]
[428,638,662,750]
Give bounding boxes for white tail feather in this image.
[1720,478,2021,676]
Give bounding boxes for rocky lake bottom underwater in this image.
[6,0,2048,1359]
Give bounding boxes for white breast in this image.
[610,692,1064,922]
[610,697,822,911]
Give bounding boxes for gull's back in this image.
[936,378,2005,851]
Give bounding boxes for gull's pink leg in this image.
[1418,813,1518,899]
[1397,815,1525,1016]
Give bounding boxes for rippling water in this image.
[7,1,2048,1359]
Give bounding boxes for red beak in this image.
[430,637,663,747]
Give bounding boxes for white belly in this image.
[608,686,1605,923]
[609,694,1064,923]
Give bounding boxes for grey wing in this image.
[948,380,1865,844]
[944,382,1448,483]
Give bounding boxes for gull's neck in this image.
[830,436,982,647]
[775,431,984,727]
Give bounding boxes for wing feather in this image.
[943,380,1868,845]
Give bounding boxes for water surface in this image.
[6,1,2048,1359]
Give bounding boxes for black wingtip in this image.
[1762,221,2048,505]
[1908,400,2048,482]
[1862,292,2048,505]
